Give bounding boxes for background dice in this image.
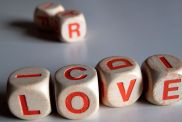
[7,67,51,120]
[34,2,64,30]
[142,54,182,105]
[54,64,99,119]
[53,10,87,42]
[96,56,143,107]
[34,2,87,42]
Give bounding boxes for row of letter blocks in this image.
[34,2,86,42]
[7,54,182,120]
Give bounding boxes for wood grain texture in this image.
[142,54,182,105]
[7,67,51,120]
[96,56,143,107]
[34,2,65,30]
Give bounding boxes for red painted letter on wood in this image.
[65,92,90,114]
[68,23,80,39]
[159,56,173,68]
[19,95,40,115]
[64,67,87,80]
[107,58,132,70]
[163,79,181,100]
[117,79,136,102]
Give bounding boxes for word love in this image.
[34,2,86,43]
[7,54,182,120]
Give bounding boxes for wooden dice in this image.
[7,67,51,120]
[53,10,87,42]
[142,54,182,105]
[6,54,182,120]
[34,2,64,30]
[54,64,99,119]
[33,2,86,42]
[96,56,143,107]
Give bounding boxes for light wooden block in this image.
[53,10,87,42]
[7,67,51,120]
[142,54,182,105]
[96,56,143,107]
[54,64,99,120]
[34,2,64,30]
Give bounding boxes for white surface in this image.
[0,0,182,122]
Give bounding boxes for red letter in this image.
[64,67,87,80]
[19,95,40,115]
[16,73,41,78]
[68,23,80,39]
[66,92,90,114]
[163,79,181,100]
[107,58,132,70]
[159,56,173,68]
[117,79,136,102]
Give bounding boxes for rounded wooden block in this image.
[96,56,143,107]
[142,54,182,105]
[54,10,87,42]
[54,64,99,120]
[34,2,65,30]
[7,67,51,120]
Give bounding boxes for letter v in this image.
[117,79,136,102]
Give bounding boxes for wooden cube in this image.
[7,67,51,120]
[53,10,87,42]
[34,2,64,30]
[96,56,143,107]
[142,54,182,105]
[54,64,99,119]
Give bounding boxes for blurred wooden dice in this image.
[34,2,64,30]
[53,10,86,42]
[142,54,182,105]
[34,2,86,42]
[7,67,51,120]
[54,64,99,120]
[96,56,143,107]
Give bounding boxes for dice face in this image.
[7,67,51,120]
[53,10,87,42]
[96,56,143,107]
[34,2,64,30]
[142,54,182,105]
[54,64,99,120]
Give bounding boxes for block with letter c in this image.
[54,64,99,119]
